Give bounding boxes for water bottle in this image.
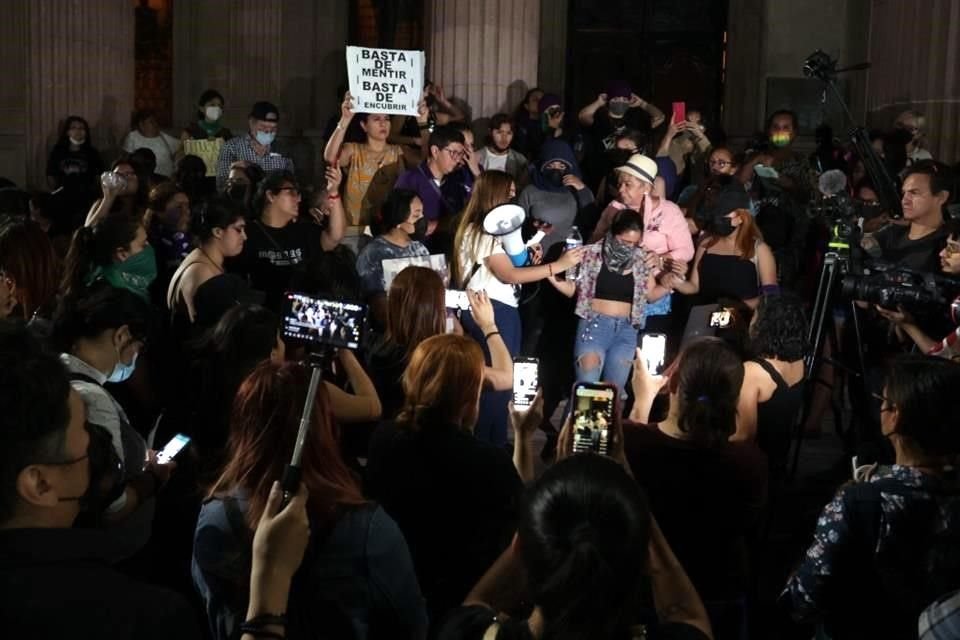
[564,226,583,281]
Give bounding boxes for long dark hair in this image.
[518,454,652,639]
[671,338,744,446]
[51,281,152,354]
[61,212,142,296]
[0,217,60,319]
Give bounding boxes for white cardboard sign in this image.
[346,46,424,116]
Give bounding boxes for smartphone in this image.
[513,358,539,411]
[444,289,470,311]
[156,433,191,464]
[640,333,667,375]
[282,293,366,350]
[571,382,616,455]
[672,101,687,124]
[709,309,732,328]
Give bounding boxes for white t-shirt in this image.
[458,226,518,307]
[482,150,509,172]
[122,130,180,176]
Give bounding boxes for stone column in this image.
[538,0,568,96]
[24,0,135,188]
[426,0,540,121]
[173,0,349,184]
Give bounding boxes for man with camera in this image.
[876,229,960,360]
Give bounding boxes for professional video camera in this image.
[841,261,960,309]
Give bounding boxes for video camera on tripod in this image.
[807,169,883,255]
[840,262,960,310]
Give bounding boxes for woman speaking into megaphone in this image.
[451,170,584,445]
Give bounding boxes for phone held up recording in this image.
[571,382,616,455]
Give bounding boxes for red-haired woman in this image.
[664,185,778,310]
[365,334,530,626]
[192,361,426,640]
[0,217,59,320]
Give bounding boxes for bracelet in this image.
[548,264,553,277]
[327,193,340,200]
[238,628,284,640]
[484,331,501,341]
[244,614,288,628]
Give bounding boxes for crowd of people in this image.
[2,75,960,640]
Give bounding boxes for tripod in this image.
[789,248,869,481]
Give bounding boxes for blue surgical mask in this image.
[255,131,276,146]
[107,347,139,383]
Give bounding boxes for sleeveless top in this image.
[753,358,804,478]
[344,142,404,226]
[594,263,634,304]
[697,252,759,304]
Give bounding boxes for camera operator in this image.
[861,161,952,273]
[876,228,960,359]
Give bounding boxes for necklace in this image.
[198,248,224,274]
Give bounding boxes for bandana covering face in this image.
[88,245,157,301]
[603,233,636,272]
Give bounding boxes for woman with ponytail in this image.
[61,211,155,300]
[439,454,713,640]
[622,337,766,633]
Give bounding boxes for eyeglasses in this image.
[444,148,465,161]
[944,241,960,256]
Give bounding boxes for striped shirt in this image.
[215,134,294,189]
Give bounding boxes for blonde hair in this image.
[451,170,515,287]
[397,334,485,431]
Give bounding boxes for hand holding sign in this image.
[346,46,425,117]
[341,91,356,122]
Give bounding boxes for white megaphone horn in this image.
[483,204,529,267]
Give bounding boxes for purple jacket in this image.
[394,162,473,221]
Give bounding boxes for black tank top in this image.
[698,252,759,304]
[594,263,634,303]
[753,358,804,479]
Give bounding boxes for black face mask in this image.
[226,183,249,204]
[607,148,634,168]
[59,423,124,521]
[710,215,736,237]
[543,168,566,188]
[409,217,428,243]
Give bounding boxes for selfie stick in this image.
[281,362,324,505]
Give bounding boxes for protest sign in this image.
[346,46,424,117]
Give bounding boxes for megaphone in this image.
[483,204,529,267]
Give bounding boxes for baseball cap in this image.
[606,80,632,100]
[538,94,562,114]
[705,185,752,219]
[615,153,658,185]
[249,101,280,123]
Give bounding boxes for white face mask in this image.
[255,131,276,146]
[69,136,85,146]
[205,106,223,121]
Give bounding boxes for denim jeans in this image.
[461,300,522,447]
[573,313,639,395]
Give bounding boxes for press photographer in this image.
[874,227,960,359]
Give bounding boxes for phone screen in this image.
[444,289,470,311]
[156,433,191,464]
[282,293,366,349]
[571,383,615,455]
[640,333,667,375]
[513,358,539,410]
[672,101,687,124]
[709,309,732,328]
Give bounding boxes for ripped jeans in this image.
[573,313,639,396]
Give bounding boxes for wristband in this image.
[238,628,284,640]
[484,331,501,341]
[244,614,288,628]
[327,193,340,200]
[548,264,553,277]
